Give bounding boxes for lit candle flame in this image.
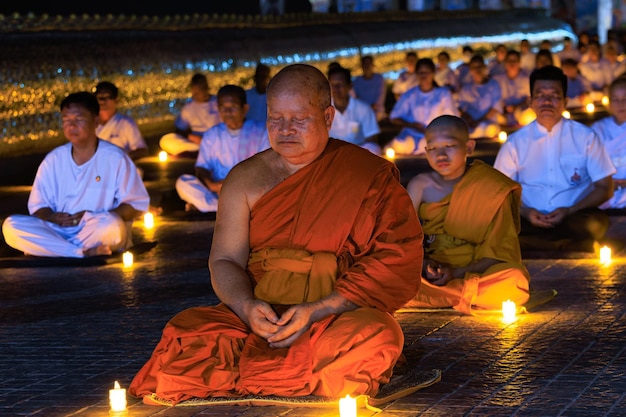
[122,251,133,267]
[498,131,507,142]
[585,103,595,113]
[562,110,571,119]
[502,299,516,322]
[339,394,357,417]
[599,245,612,265]
[385,148,395,160]
[109,380,127,412]
[144,212,154,229]
[158,150,168,162]
[602,95,609,106]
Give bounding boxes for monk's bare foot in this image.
[83,245,112,257]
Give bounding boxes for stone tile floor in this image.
[1,156,625,417]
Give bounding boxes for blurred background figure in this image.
[245,63,271,123]
[159,73,221,158]
[352,55,388,121]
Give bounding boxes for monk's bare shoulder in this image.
[406,172,439,209]
[222,149,285,208]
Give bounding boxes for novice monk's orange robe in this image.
[404,160,530,314]
[129,139,423,405]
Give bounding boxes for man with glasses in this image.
[494,65,615,252]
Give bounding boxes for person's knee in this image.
[87,212,129,249]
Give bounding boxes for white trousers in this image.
[175,174,218,213]
[159,133,199,155]
[2,212,131,258]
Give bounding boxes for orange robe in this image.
[404,160,530,314]
[129,139,423,404]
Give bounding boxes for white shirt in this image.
[28,140,150,215]
[493,70,530,108]
[196,120,270,181]
[389,85,459,141]
[579,59,614,92]
[391,71,418,97]
[175,96,221,137]
[592,116,626,208]
[329,97,380,146]
[96,112,147,153]
[457,78,503,121]
[494,118,616,212]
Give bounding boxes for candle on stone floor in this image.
[585,102,595,113]
[502,299,516,322]
[158,150,168,162]
[562,110,571,119]
[498,131,507,142]
[385,148,395,160]
[600,245,612,265]
[122,251,133,267]
[109,381,127,412]
[339,394,357,417]
[143,212,154,229]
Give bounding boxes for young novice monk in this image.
[404,115,530,314]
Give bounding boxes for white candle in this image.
[109,381,127,412]
[339,394,357,417]
[585,102,595,113]
[122,251,133,267]
[385,148,395,160]
[502,299,516,322]
[600,245,612,265]
[562,110,571,119]
[143,212,154,229]
[158,150,168,162]
[497,131,507,142]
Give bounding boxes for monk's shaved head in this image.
[267,64,331,111]
[426,115,470,143]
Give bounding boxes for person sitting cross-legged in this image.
[175,84,270,213]
[494,65,616,252]
[2,92,150,257]
[403,115,530,314]
[128,64,425,406]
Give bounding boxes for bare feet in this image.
[83,244,112,257]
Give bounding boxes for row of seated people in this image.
[1,64,624,263]
[2,65,616,409]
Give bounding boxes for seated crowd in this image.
[1,36,626,408]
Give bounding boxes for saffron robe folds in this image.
[129,139,423,404]
[404,160,530,314]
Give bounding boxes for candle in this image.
[562,110,571,119]
[497,131,507,142]
[339,394,357,417]
[385,148,395,160]
[122,251,133,267]
[585,102,595,113]
[143,212,154,229]
[109,381,127,412]
[602,95,609,106]
[158,150,168,162]
[600,245,612,265]
[502,299,516,322]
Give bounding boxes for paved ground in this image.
[1,134,625,417]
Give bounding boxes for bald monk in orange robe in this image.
[129,64,423,405]
[404,115,530,315]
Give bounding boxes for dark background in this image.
[0,0,316,16]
